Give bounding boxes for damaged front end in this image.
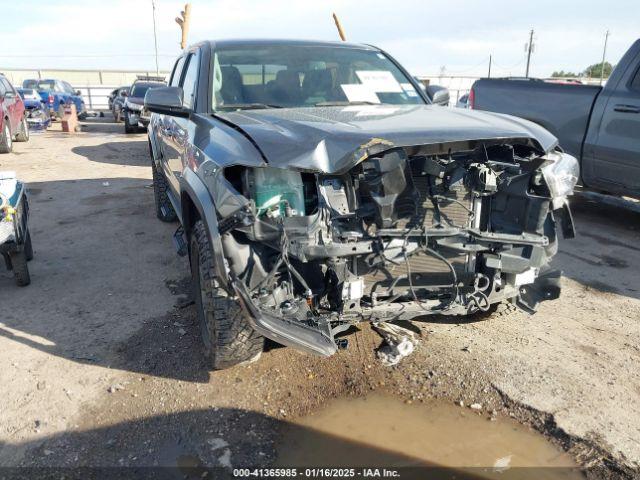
[210,139,577,356]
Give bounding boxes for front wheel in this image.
[0,123,13,153]
[124,113,135,134]
[190,220,264,370]
[15,118,29,142]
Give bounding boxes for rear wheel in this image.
[190,220,264,370]
[9,250,30,286]
[15,118,29,142]
[0,123,12,153]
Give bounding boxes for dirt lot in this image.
[0,118,639,477]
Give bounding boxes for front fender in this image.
[179,169,229,288]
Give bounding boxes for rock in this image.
[43,449,54,456]
[470,403,482,410]
[108,384,125,393]
[207,438,229,450]
[218,448,232,468]
[458,401,464,407]
[177,328,187,336]
[37,381,46,391]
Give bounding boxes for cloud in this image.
[0,0,637,77]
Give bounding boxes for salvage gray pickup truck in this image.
[145,39,577,369]
[471,39,640,198]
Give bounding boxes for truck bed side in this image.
[472,79,601,158]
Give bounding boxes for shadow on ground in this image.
[552,192,640,300]
[71,139,150,167]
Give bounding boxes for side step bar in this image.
[173,226,188,257]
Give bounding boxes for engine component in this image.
[360,150,414,228]
[251,168,305,217]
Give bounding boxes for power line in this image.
[0,54,176,58]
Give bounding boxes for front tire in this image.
[15,118,29,142]
[151,160,177,222]
[9,251,30,286]
[190,220,264,370]
[0,123,13,153]
[124,112,135,134]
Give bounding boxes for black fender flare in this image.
[179,168,230,289]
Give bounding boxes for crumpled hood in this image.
[218,104,557,173]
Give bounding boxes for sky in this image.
[0,0,638,78]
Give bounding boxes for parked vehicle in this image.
[456,93,469,108]
[108,85,129,111]
[0,171,33,286]
[22,79,88,120]
[414,78,450,106]
[111,87,129,122]
[124,80,164,133]
[470,39,640,198]
[146,39,577,369]
[0,74,29,153]
[17,88,51,130]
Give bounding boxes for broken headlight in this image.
[541,151,579,198]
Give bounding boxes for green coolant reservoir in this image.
[253,168,305,217]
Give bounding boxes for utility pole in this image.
[332,13,347,41]
[600,30,610,85]
[488,54,492,78]
[151,0,159,76]
[525,29,534,78]
[176,4,192,50]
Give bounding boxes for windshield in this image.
[130,84,160,98]
[211,44,426,110]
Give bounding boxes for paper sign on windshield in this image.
[356,71,403,93]
[341,84,381,104]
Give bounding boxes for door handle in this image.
[614,104,640,114]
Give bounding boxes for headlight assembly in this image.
[541,151,580,198]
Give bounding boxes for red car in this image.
[0,73,29,153]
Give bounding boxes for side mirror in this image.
[427,85,450,106]
[75,90,82,96]
[145,86,188,117]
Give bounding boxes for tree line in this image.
[552,62,613,79]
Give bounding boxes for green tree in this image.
[584,62,613,79]
[551,70,579,78]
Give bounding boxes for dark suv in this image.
[123,80,165,133]
[146,40,577,369]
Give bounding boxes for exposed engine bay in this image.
[214,140,577,355]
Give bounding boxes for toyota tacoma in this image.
[146,39,578,369]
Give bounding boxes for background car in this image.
[22,79,87,120]
[17,88,51,130]
[124,80,165,133]
[111,86,130,122]
[0,74,29,153]
[108,85,129,111]
[456,93,469,108]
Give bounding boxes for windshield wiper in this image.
[314,101,380,107]
[219,103,283,110]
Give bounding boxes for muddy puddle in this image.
[276,394,582,479]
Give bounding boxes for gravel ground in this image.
[0,118,638,478]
